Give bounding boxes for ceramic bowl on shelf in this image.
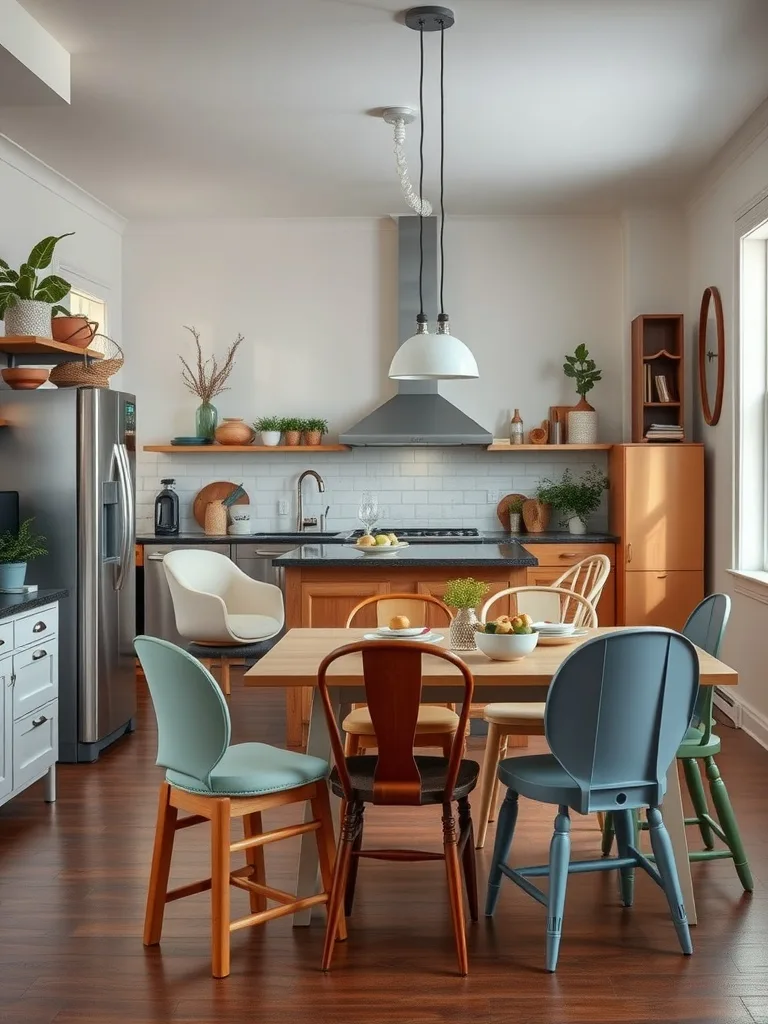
[474,629,539,662]
[1,367,50,390]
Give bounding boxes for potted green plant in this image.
[254,415,283,446]
[563,343,602,444]
[536,466,608,534]
[0,519,47,590]
[443,577,490,651]
[507,496,525,534]
[302,417,329,447]
[282,417,302,446]
[0,233,74,337]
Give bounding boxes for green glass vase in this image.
[195,401,218,440]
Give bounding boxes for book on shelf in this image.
[654,374,672,402]
[644,364,652,402]
[645,422,684,441]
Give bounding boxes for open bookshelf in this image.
[631,314,684,442]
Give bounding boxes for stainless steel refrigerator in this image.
[0,388,137,761]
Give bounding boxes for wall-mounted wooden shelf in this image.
[143,444,351,453]
[0,336,105,360]
[487,443,613,452]
[631,314,685,442]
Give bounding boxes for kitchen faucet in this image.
[296,470,326,532]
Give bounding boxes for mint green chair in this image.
[134,635,343,978]
[601,595,752,891]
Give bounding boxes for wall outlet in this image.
[487,489,502,504]
[278,499,289,516]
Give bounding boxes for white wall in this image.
[124,215,626,533]
[687,129,768,744]
[0,134,124,345]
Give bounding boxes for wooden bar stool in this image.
[135,636,343,978]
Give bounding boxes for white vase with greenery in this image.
[254,416,282,446]
[536,466,608,536]
[443,577,490,651]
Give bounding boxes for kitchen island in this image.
[276,542,538,746]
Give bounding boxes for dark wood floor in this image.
[1,675,767,1024]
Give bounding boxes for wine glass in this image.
[358,491,379,536]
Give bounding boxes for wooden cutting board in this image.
[496,493,527,532]
[193,481,250,528]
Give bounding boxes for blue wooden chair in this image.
[485,628,699,972]
[134,635,342,978]
[602,594,752,890]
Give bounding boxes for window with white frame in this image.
[736,202,768,576]
[68,287,108,354]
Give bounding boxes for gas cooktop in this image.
[346,527,481,543]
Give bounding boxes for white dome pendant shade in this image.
[389,313,479,381]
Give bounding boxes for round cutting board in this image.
[193,481,250,528]
[496,493,527,532]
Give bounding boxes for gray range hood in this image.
[340,217,492,447]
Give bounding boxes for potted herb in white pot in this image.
[0,519,47,590]
[563,344,602,444]
[537,466,608,535]
[0,233,74,337]
[254,415,282,446]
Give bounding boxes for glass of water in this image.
[358,491,379,535]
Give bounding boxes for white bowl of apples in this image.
[354,532,409,556]
[474,614,539,661]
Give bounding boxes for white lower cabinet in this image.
[0,602,60,810]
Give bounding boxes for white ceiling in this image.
[4,0,768,219]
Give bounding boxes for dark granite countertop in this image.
[137,533,348,545]
[483,531,618,544]
[274,542,537,568]
[0,588,68,620]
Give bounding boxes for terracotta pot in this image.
[283,430,301,446]
[522,499,551,533]
[1,367,49,390]
[214,418,255,446]
[51,316,97,348]
[304,430,322,446]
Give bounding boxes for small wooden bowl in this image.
[1,367,50,390]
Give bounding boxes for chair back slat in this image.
[551,555,611,626]
[481,586,598,628]
[543,628,699,813]
[317,641,474,805]
[134,636,230,786]
[682,594,730,737]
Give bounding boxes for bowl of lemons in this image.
[474,614,539,661]
[354,532,409,556]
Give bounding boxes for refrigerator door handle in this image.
[113,442,134,592]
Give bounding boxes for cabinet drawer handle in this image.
[657,574,668,579]
[626,543,633,564]
[31,715,47,728]
[32,621,47,634]
[558,552,580,559]
[32,650,47,661]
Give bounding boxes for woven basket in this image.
[49,334,123,389]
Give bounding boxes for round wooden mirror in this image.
[698,286,725,426]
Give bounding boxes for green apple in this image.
[374,534,391,546]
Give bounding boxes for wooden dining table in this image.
[245,626,738,927]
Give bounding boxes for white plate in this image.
[355,542,410,557]
[363,632,444,644]
[532,621,575,634]
[537,629,589,647]
[373,626,430,638]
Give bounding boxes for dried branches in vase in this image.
[178,325,244,440]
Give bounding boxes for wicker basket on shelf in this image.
[49,334,124,389]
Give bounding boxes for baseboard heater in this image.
[714,687,742,728]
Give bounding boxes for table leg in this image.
[293,687,345,926]
[662,758,697,926]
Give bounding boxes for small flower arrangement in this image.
[443,577,490,609]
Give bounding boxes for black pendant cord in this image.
[439,20,446,318]
[418,23,425,318]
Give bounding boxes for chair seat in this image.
[330,755,480,805]
[226,614,282,642]
[166,742,328,798]
[342,704,460,736]
[483,702,546,724]
[676,726,721,759]
[187,636,278,662]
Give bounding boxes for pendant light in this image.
[388,6,479,381]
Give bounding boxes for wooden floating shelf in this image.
[0,335,105,360]
[643,349,681,361]
[487,443,613,452]
[644,401,681,407]
[143,444,351,453]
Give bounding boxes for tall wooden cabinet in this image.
[609,444,704,629]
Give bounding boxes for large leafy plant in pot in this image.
[0,519,47,590]
[0,233,74,337]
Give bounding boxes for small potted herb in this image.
[536,466,608,534]
[563,343,602,444]
[281,417,303,446]
[507,496,525,534]
[303,417,329,447]
[0,519,47,590]
[254,415,283,446]
[443,577,490,651]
